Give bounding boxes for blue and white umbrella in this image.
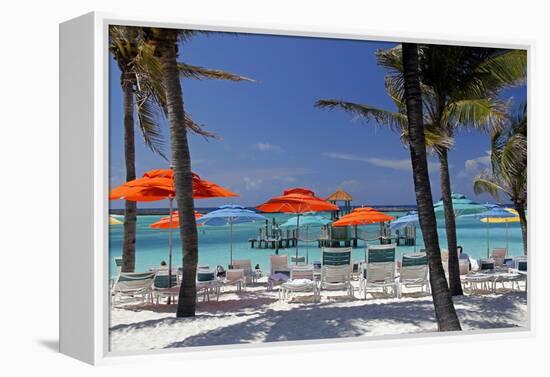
[389,211,419,230]
[281,214,332,263]
[197,205,267,264]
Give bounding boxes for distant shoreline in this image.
[109,205,416,216]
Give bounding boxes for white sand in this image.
[110,278,527,352]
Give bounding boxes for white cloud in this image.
[252,142,283,152]
[458,151,491,178]
[324,152,440,172]
[243,176,263,191]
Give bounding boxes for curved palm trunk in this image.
[402,43,461,331]
[515,201,528,255]
[155,29,199,317]
[121,75,137,273]
[437,149,463,296]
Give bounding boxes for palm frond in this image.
[475,49,527,91]
[443,98,508,133]
[184,114,219,140]
[473,171,510,199]
[178,63,255,82]
[134,95,167,160]
[315,99,407,133]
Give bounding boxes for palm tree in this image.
[317,45,525,296]
[109,26,252,274]
[402,43,461,331]
[474,103,527,254]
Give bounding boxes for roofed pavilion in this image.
[326,188,353,219]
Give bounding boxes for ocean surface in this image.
[109,210,524,278]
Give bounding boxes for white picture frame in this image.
[59,11,534,365]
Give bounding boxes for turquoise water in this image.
[109,211,524,278]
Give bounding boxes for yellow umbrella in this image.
[480,212,520,251]
[109,216,123,225]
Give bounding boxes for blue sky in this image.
[109,32,526,209]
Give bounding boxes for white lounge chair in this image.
[320,247,353,297]
[279,264,319,302]
[196,268,221,302]
[231,259,257,284]
[490,248,507,267]
[111,271,156,306]
[268,254,290,291]
[222,269,246,292]
[361,244,398,299]
[398,252,429,297]
[151,269,179,304]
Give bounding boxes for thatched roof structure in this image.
[326,189,353,202]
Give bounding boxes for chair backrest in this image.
[322,247,352,266]
[291,256,306,264]
[367,244,396,264]
[232,259,252,271]
[515,256,527,272]
[225,268,245,282]
[270,254,289,275]
[322,264,351,284]
[491,248,507,266]
[399,252,428,282]
[114,256,123,268]
[401,252,428,267]
[365,262,396,283]
[153,272,178,289]
[196,269,216,283]
[115,272,156,292]
[479,258,495,270]
[290,265,314,280]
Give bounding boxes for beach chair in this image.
[320,247,353,297]
[463,258,496,294]
[114,256,123,274]
[221,269,246,292]
[361,244,398,299]
[398,252,429,297]
[490,248,507,267]
[231,259,257,284]
[151,270,179,304]
[508,256,528,291]
[111,271,156,306]
[279,264,319,302]
[196,268,221,302]
[268,254,290,291]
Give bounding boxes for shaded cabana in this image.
[326,188,353,220]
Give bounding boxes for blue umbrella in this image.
[460,206,519,257]
[389,211,419,230]
[280,214,332,263]
[197,205,267,264]
[434,192,486,217]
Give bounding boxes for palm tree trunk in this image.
[515,201,528,255]
[154,29,199,317]
[437,148,463,296]
[121,74,137,273]
[402,43,461,331]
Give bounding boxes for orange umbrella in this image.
[150,211,204,229]
[333,207,394,260]
[110,169,238,286]
[110,169,238,201]
[332,207,395,227]
[256,188,338,263]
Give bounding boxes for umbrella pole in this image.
[306,225,309,264]
[486,220,490,258]
[364,226,367,262]
[168,197,173,289]
[506,222,509,252]
[230,220,233,266]
[296,214,300,264]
